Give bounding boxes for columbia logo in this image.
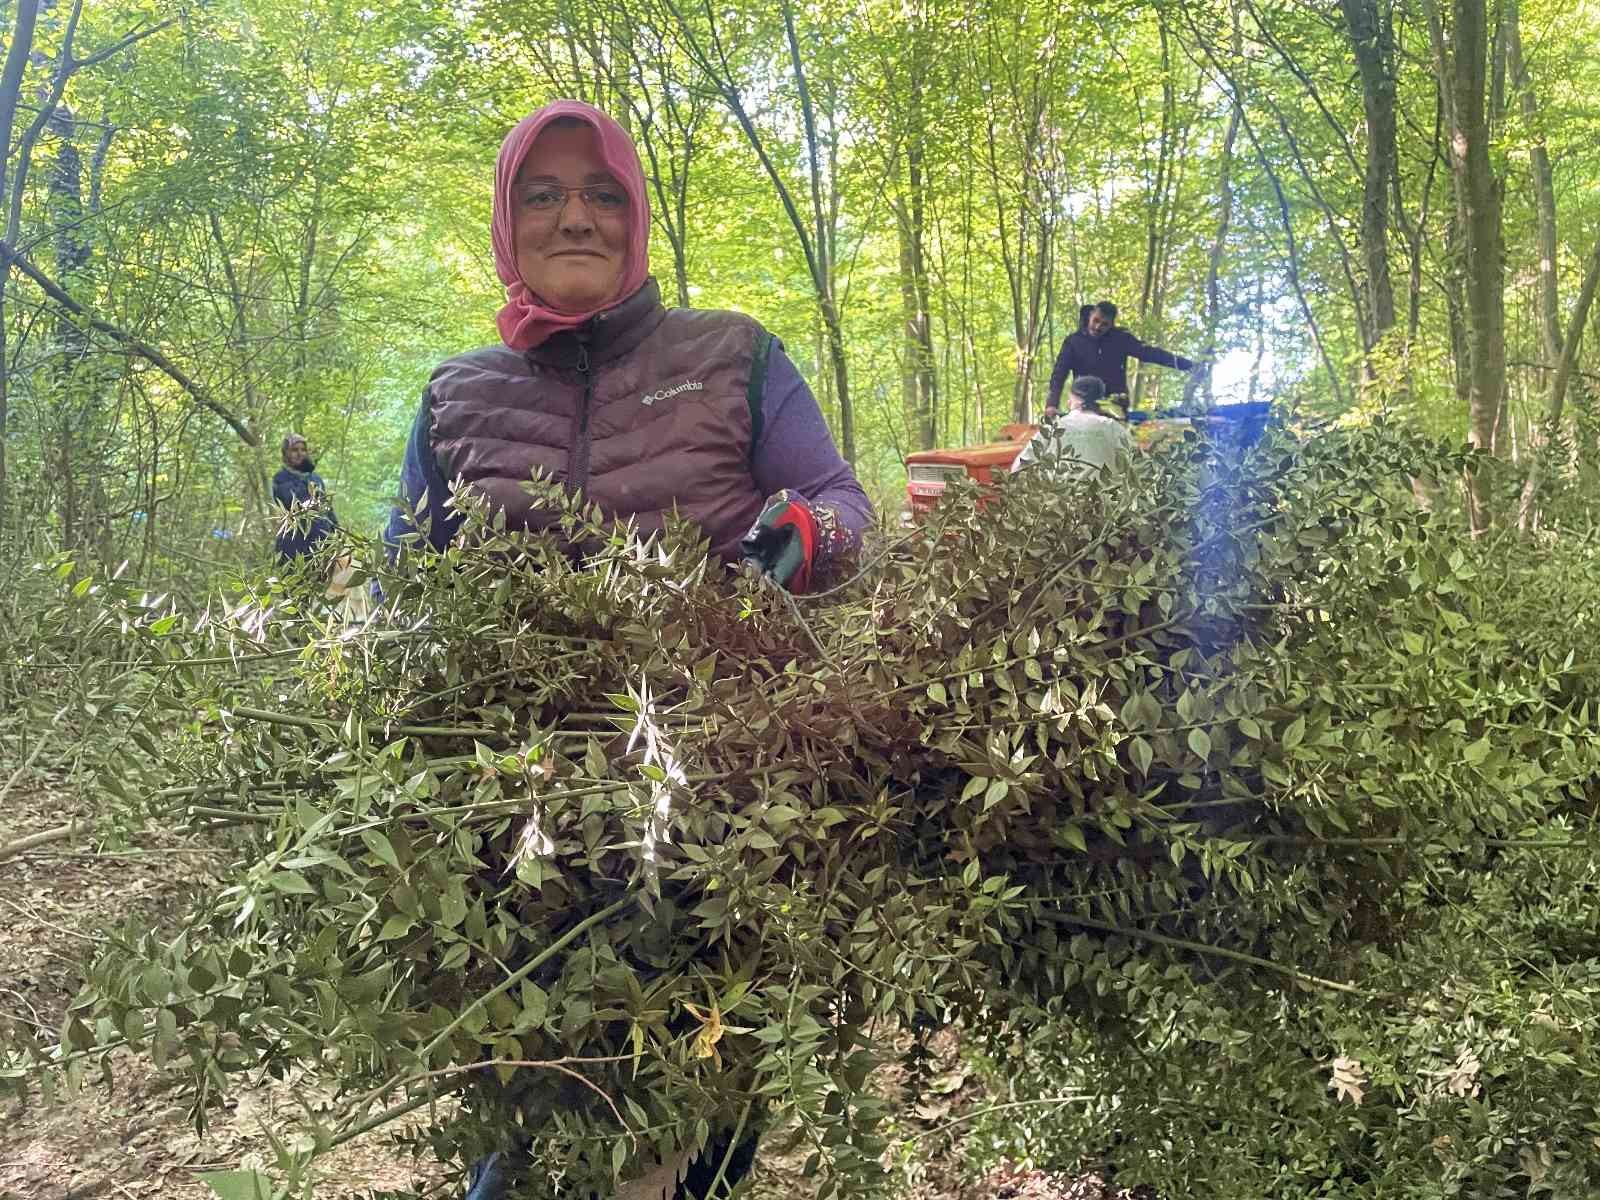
[641,379,703,406]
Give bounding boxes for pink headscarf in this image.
[492,100,652,351]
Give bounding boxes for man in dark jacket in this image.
[1045,300,1198,415]
[272,432,338,564]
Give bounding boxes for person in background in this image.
[1045,300,1198,417]
[386,99,871,595]
[1012,375,1132,478]
[271,432,338,564]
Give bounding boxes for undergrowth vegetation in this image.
[5,423,1600,1198]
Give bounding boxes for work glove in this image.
[739,493,819,593]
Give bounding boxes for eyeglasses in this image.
[518,183,628,215]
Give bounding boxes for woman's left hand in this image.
[739,493,819,593]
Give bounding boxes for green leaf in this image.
[266,871,314,895]
[1129,736,1153,776]
[361,830,400,870]
[377,913,415,942]
[1282,716,1306,751]
[198,1170,272,1200]
[440,883,468,928]
[519,983,549,1029]
[1187,728,1212,760]
[1462,735,1491,765]
[983,779,1008,809]
[764,804,804,828]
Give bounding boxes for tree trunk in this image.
[1506,2,1561,367]
[977,87,1026,420]
[0,0,42,531]
[1177,3,1346,408]
[1456,0,1507,517]
[1196,103,1238,410]
[49,102,91,549]
[1340,0,1399,364]
[1132,19,1177,410]
[660,0,854,459]
[1517,237,1600,529]
[1246,270,1267,405]
[895,196,937,450]
[1398,93,1442,361]
[291,175,324,432]
[605,8,704,310]
[1195,5,1244,409]
[1016,204,1054,421]
[779,0,851,463]
[1443,212,1475,419]
[209,209,266,434]
[1425,0,1506,532]
[892,46,937,451]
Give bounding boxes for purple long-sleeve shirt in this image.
[386,343,871,555]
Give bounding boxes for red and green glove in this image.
[739,493,819,593]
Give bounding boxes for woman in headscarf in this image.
[385,101,872,1199]
[387,100,871,594]
[271,432,339,563]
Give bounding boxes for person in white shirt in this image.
[1011,375,1132,478]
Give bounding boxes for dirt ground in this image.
[0,763,1120,1200]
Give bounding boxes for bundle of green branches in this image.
[10,423,1600,1198]
[953,443,1600,1195]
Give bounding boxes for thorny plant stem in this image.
[1252,834,1579,850]
[695,1096,753,1200]
[1034,909,1371,997]
[903,1093,1095,1143]
[228,705,500,739]
[186,805,277,823]
[0,733,49,808]
[335,1055,639,1155]
[757,571,833,666]
[890,617,1183,698]
[319,761,807,839]
[332,893,637,1141]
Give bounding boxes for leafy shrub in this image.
[6,423,1600,1199]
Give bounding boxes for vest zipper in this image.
[570,341,593,495]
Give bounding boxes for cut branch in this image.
[0,819,89,863]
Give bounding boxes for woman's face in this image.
[512,123,630,314]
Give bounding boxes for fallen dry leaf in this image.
[1328,1055,1367,1106]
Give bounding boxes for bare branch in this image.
[1172,0,1347,408]
[4,0,81,247]
[0,1,43,227]
[2,239,260,446]
[0,819,88,862]
[68,14,176,72]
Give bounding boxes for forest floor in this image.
[0,760,1126,1200]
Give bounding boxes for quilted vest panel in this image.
[429,290,768,563]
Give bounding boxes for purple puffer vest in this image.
[429,279,772,562]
